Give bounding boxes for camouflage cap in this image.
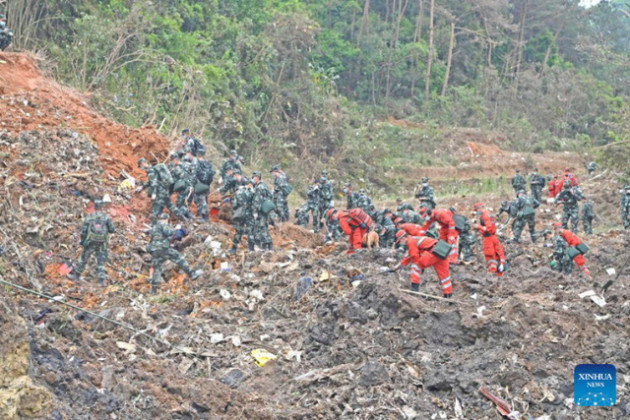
[241,177,252,185]
[359,188,366,194]
[270,164,279,172]
[170,152,179,160]
[252,171,262,179]
[137,157,147,167]
[421,177,429,183]
[94,199,103,209]
[321,170,328,175]
[230,149,237,156]
[183,155,191,162]
[181,128,190,134]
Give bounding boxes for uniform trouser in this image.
[482,235,504,277]
[308,206,320,232]
[152,193,180,223]
[531,186,542,202]
[562,207,579,233]
[409,253,452,294]
[439,226,459,263]
[318,204,330,229]
[233,218,254,249]
[380,231,396,248]
[624,214,630,229]
[76,242,108,282]
[176,188,193,216]
[194,190,209,219]
[582,216,593,234]
[151,247,192,286]
[274,194,289,221]
[347,227,367,254]
[458,232,475,261]
[513,215,536,241]
[572,253,590,276]
[254,215,272,246]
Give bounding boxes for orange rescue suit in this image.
[419,208,459,263]
[477,210,505,276]
[338,208,373,254]
[400,236,452,294]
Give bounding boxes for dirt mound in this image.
[0,52,169,178]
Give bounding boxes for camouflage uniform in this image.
[552,234,572,274]
[220,154,243,195]
[415,179,436,210]
[356,190,372,212]
[145,162,181,223]
[231,182,255,251]
[621,190,630,229]
[453,212,474,261]
[295,204,310,227]
[252,176,273,249]
[377,212,397,248]
[343,184,360,210]
[512,192,540,242]
[498,199,518,234]
[324,211,344,242]
[148,217,195,291]
[74,210,115,284]
[318,178,334,229]
[192,157,215,221]
[169,159,193,219]
[0,19,12,51]
[555,184,583,233]
[307,184,321,232]
[581,201,594,235]
[272,170,291,222]
[587,161,597,175]
[529,172,546,203]
[511,172,526,195]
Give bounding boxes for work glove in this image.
[389,263,401,273]
[359,223,367,229]
[498,263,504,273]
[151,194,156,200]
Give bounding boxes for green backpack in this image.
[154,163,174,189]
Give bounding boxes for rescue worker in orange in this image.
[552,222,592,279]
[418,207,458,263]
[549,175,559,199]
[563,167,578,187]
[337,208,373,254]
[391,231,452,297]
[473,202,505,277]
[395,221,425,237]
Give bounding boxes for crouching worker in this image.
[545,223,591,279]
[391,231,452,298]
[148,213,203,294]
[336,208,373,254]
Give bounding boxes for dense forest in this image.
[3,0,630,187]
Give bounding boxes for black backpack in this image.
[197,160,215,184]
[192,138,205,156]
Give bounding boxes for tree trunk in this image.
[350,10,357,42]
[513,0,529,96]
[357,0,370,47]
[539,23,564,78]
[413,0,423,43]
[440,21,455,96]
[424,0,435,111]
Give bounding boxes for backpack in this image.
[453,214,470,233]
[196,160,215,185]
[284,182,293,195]
[191,137,205,156]
[86,214,108,243]
[154,163,173,189]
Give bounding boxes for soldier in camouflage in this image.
[0,15,12,51]
[251,171,274,250]
[543,229,572,275]
[271,165,292,222]
[512,190,540,243]
[295,203,310,227]
[621,185,630,229]
[181,128,205,157]
[451,207,475,262]
[318,175,334,230]
[324,208,345,242]
[138,157,184,223]
[231,178,255,253]
[307,180,321,233]
[192,149,215,221]
[356,189,372,212]
[415,177,436,210]
[581,201,595,235]
[398,204,423,224]
[68,199,115,285]
[148,213,202,294]
[220,150,243,193]
[511,170,526,195]
[554,180,583,233]
[529,169,546,203]
[587,161,597,175]
[169,153,193,219]
[342,182,360,210]
[497,199,518,234]
[376,209,397,248]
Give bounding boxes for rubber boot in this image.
[410,283,420,292]
[443,293,452,298]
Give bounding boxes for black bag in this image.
[453,214,470,233]
[576,243,589,254]
[432,240,452,259]
[192,138,205,156]
[232,206,247,221]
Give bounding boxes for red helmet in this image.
[394,217,403,225]
[553,222,562,229]
[473,202,483,209]
[326,208,337,220]
[564,167,570,172]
